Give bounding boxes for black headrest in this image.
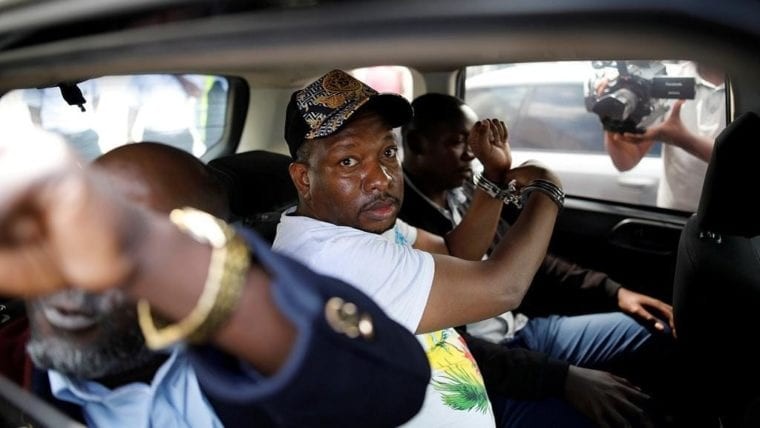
[208,150,297,219]
[697,111,760,238]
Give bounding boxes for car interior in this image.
[0,0,758,426]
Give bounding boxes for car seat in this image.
[208,150,297,243]
[672,111,760,428]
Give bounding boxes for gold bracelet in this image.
[137,207,250,350]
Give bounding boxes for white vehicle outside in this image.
[465,61,661,207]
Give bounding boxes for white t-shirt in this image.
[273,210,496,427]
[658,62,726,211]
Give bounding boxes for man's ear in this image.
[289,162,311,200]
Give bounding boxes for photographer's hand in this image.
[604,130,656,172]
[623,100,713,162]
[596,74,661,171]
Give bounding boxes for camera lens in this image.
[592,88,638,121]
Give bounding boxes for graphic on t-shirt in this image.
[394,226,409,246]
[422,329,489,414]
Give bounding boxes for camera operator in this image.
[603,61,725,212]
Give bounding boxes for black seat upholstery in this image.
[208,150,297,243]
[672,112,760,427]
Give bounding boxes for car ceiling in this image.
[0,0,758,113]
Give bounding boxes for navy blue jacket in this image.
[31,228,430,427]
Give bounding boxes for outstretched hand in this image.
[610,99,689,149]
[617,287,676,337]
[0,131,141,297]
[468,119,511,182]
[564,365,653,428]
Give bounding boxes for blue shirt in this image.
[49,347,222,428]
[36,229,430,428]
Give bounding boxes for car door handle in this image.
[608,218,683,256]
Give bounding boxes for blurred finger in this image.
[629,307,658,330]
[610,374,649,398]
[469,121,486,148]
[0,246,62,297]
[670,99,685,118]
[620,383,651,405]
[622,132,645,141]
[640,310,664,330]
[488,119,499,141]
[595,77,609,96]
[648,301,675,333]
[613,396,650,428]
[0,131,73,214]
[600,407,630,428]
[497,120,508,142]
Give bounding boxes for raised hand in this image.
[468,119,511,182]
[564,365,653,428]
[0,131,141,296]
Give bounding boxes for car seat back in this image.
[672,111,760,426]
[208,150,296,243]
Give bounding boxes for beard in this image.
[27,317,156,380]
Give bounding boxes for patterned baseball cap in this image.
[284,69,413,159]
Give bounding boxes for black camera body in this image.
[585,61,696,134]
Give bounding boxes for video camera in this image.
[585,60,695,134]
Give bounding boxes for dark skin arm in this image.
[414,119,509,261]
[415,161,561,333]
[523,255,675,335]
[0,134,294,374]
[409,118,562,333]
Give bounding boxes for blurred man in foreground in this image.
[0,137,429,427]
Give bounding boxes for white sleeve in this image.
[394,218,418,246]
[312,233,433,332]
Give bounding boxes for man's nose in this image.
[363,161,393,193]
[462,142,475,161]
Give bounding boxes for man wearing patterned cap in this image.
[273,70,645,427]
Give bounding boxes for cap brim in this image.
[363,93,414,129]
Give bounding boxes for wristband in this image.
[520,179,565,209]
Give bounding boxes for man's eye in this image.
[340,158,358,167]
[384,147,398,158]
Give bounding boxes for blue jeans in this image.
[493,312,655,428]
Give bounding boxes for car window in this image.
[466,86,527,125]
[350,65,414,148]
[0,74,230,161]
[350,66,414,101]
[463,60,727,211]
[519,84,604,153]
